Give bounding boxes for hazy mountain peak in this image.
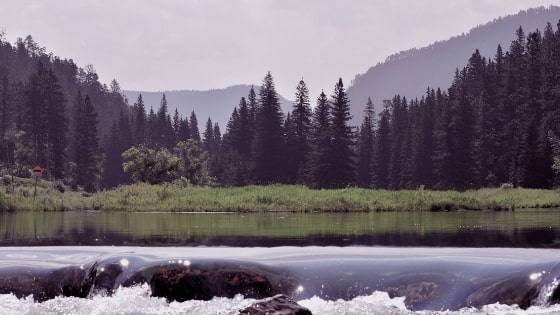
[123,85,292,130]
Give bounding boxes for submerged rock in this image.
[239,294,312,315]
[0,263,97,302]
[150,264,296,302]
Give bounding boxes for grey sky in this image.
[1,0,558,100]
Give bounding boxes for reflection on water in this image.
[0,209,559,247]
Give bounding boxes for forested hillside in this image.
[0,34,130,190]
[347,6,560,125]
[1,20,560,192]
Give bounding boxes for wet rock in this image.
[239,294,312,315]
[90,262,124,295]
[0,263,97,302]
[466,276,540,310]
[150,264,294,302]
[387,281,439,309]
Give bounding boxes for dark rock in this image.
[91,262,124,295]
[0,263,97,302]
[239,294,312,315]
[387,281,439,308]
[466,276,540,310]
[150,264,295,302]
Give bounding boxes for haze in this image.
[1,0,557,100]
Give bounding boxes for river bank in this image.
[1,178,559,212]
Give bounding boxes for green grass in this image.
[1,178,559,212]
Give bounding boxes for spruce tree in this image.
[307,91,332,188]
[329,78,355,188]
[372,101,391,189]
[357,97,375,187]
[72,95,101,191]
[252,72,285,184]
[189,111,201,144]
[202,117,214,153]
[291,79,312,183]
[132,94,147,145]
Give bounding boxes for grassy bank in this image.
[1,177,559,212]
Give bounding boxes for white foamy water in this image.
[1,285,560,315]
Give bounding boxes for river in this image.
[0,209,559,314]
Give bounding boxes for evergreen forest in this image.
[0,21,560,192]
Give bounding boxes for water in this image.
[0,247,559,314]
[3,286,560,314]
[0,209,559,247]
[0,210,560,314]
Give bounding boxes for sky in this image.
[1,0,558,100]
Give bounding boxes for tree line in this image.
[1,21,560,192]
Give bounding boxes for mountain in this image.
[123,85,292,130]
[347,5,560,124]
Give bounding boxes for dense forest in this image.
[1,21,560,192]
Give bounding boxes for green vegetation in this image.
[1,177,559,212]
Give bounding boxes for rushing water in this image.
[0,210,559,314]
[0,247,559,314]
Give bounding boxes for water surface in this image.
[0,209,559,247]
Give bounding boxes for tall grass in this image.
[1,178,559,212]
[90,183,560,212]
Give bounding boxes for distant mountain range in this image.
[346,5,560,124]
[124,6,560,129]
[123,85,292,130]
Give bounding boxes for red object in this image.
[32,165,42,177]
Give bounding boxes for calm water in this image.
[0,209,559,247]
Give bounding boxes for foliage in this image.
[550,131,560,184]
[122,145,179,184]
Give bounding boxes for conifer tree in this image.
[252,72,285,184]
[329,78,355,188]
[357,97,375,187]
[132,94,147,145]
[387,95,407,189]
[189,111,201,144]
[72,94,101,191]
[372,101,391,189]
[248,86,258,130]
[202,117,214,153]
[177,116,191,142]
[308,91,332,188]
[290,79,312,183]
[0,73,13,167]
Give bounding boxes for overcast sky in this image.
[1,0,558,100]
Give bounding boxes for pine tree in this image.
[146,107,157,147]
[357,97,375,187]
[155,94,175,149]
[372,100,391,189]
[189,111,201,144]
[177,116,191,142]
[283,113,298,183]
[387,95,407,189]
[202,117,214,153]
[307,91,332,188]
[72,94,101,191]
[0,73,13,168]
[42,66,68,180]
[132,94,147,145]
[290,79,312,183]
[252,72,285,184]
[329,78,355,188]
[431,89,452,189]
[71,91,85,188]
[248,86,258,131]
